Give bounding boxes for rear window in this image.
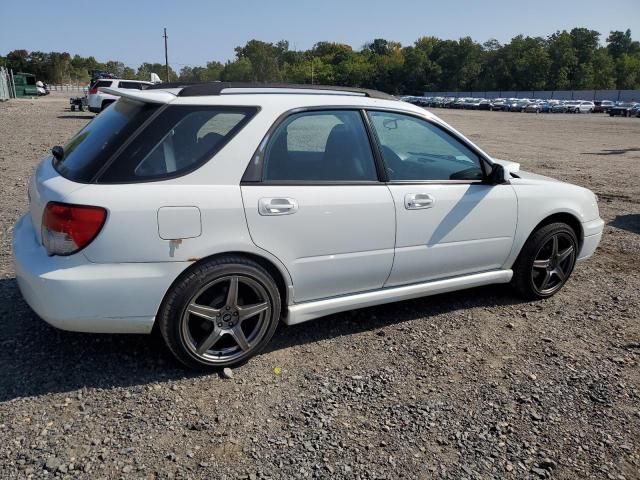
[54,100,158,182]
[98,105,257,183]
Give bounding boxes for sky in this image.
[1,0,639,70]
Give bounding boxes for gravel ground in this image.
[0,94,638,480]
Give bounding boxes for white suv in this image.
[13,83,604,369]
[87,78,153,113]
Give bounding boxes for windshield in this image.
[54,100,158,182]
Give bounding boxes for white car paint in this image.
[13,86,604,334]
[87,79,153,113]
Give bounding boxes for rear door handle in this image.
[258,197,298,216]
[405,193,435,210]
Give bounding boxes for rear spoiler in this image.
[99,87,177,104]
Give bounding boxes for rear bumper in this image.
[12,214,188,334]
[578,218,604,261]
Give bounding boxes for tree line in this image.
[2,28,639,93]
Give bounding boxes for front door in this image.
[242,109,396,302]
[366,110,517,287]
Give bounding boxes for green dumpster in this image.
[13,72,39,97]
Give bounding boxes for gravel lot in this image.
[0,93,638,479]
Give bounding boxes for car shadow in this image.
[57,115,94,120]
[0,277,522,402]
[609,214,640,234]
[582,148,640,156]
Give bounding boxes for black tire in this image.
[511,223,578,300]
[158,256,281,370]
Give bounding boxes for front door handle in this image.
[258,197,298,216]
[405,193,435,210]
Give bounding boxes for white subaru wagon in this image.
[13,83,604,369]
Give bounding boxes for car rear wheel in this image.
[511,223,578,300]
[158,256,281,370]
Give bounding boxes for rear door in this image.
[241,109,396,303]
[366,110,517,287]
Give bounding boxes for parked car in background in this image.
[36,81,50,96]
[490,98,507,111]
[609,102,639,117]
[593,100,615,113]
[552,102,568,113]
[508,99,532,112]
[566,101,594,113]
[478,99,492,110]
[539,102,553,113]
[524,102,541,113]
[87,78,154,113]
[442,97,456,108]
[12,83,603,369]
[451,98,467,109]
[629,104,640,117]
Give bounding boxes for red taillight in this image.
[42,202,107,256]
[89,87,98,94]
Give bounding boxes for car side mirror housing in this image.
[486,163,507,185]
[51,145,64,161]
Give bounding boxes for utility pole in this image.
[163,28,169,82]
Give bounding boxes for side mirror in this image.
[486,163,507,185]
[51,145,64,161]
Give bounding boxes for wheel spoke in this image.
[187,303,220,321]
[533,258,551,269]
[230,325,250,351]
[557,245,574,263]
[196,327,225,354]
[554,265,566,282]
[225,276,238,308]
[238,302,269,322]
[551,235,559,257]
[539,270,553,291]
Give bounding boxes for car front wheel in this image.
[158,256,281,370]
[511,223,578,300]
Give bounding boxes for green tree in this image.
[221,58,254,81]
[234,40,282,82]
[137,62,177,82]
[607,29,640,58]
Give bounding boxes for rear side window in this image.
[92,80,113,89]
[54,100,158,182]
[262,110,377,181]
[98,106,257,183]
[118,81,148,90]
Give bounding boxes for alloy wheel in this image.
[180,275,272,364]
[531,232,576,295]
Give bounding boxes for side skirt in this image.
[283,269,513,325]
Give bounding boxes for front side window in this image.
[99,106,256,182]
[368,111,485,181]
[263,110,377,182]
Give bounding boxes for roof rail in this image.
[146,82,396,100]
